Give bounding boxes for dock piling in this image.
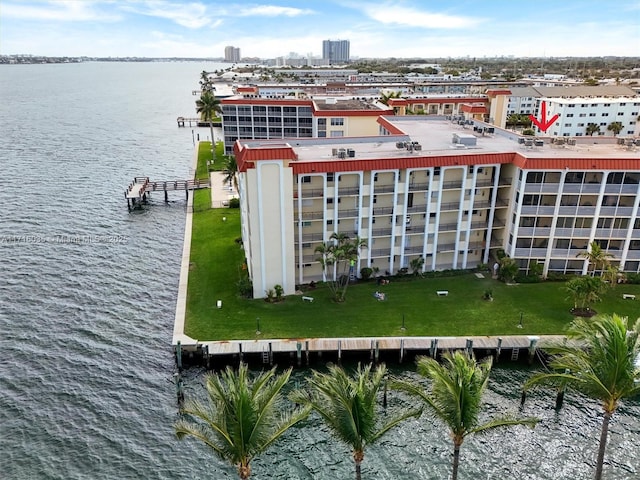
[175,341,182,370]
[337,340,342,364]
[305,340,309,365]
[296,342,302,366]
[399,338,404,363]
[430,338,438,358]
[374,340,380,364]
[496,337,503,363]
[528,337,538,365]
[465,338,473,357]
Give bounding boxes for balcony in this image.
[338,209,358,218]
[499,177,513,186]
[370,248,390,257]
[404,246,424,254]
[562,184,583,193]
[296,254,319,263]
[408,182,429,191]
[490,238,504,247]
[371,228,392,237]
[626,250,640,260]
[469,221,488,230]
[298,211,324,220]
[436,242,456,252]
[473,201,491,209]
[442,180,463,189]
[339,187,360,196]
[373,185,395,193]
[475,179,493,188]
[604,184,639,194]
[296,188,324,198]
[373,207,394,215]
[495,198,509,208]
[295,233,324,242]
[439,222,457,232]
[405,225,426,233]
[440,202,459,211]
[406,204,428,213]
[524,182,560,193]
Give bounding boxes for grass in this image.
[184,207,640,341]
[195,141,225,181]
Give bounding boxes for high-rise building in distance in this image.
[224,46,241,63]
[322,39,350,64]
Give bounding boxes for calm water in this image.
[0,62,638,480]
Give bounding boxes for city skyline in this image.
[1,0,639,59]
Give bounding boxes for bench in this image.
[622,294,636,300]
[216,300,222,308]
[437,291,449,297]
[302,296,314,303]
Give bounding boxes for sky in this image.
[1,0,639,59]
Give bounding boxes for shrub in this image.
[522,128,535,136]
[626,273,640,284]
[360,267,373,280]
[483,289,493,300]
[237,277,253,298]
[228,197,240,208]
[274,284,284,301]
[495,248,506,260]
[265,289,275,303]
[515,274,541,284]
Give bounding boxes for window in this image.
[564,123,572,127]
[603,103,611,107]
[330,131,344,137]
[589,113,596,117]
[601,113,609,117]
[577,123,585,127]
[327,173,334,182]
[579,113,586,117]
[330,118,344,126]
[327,198,334,204]
[327,220,333,225]
[566,113,574,117]
[301,176,311,183]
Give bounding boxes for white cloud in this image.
[236,5,316,17]
[2,0,121,22]
[356,2,482,29]
[120,1,213,29]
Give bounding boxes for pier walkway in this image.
[174,334,574,369]
[124,176,210,210]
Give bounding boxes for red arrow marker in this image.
[529,101,559,133]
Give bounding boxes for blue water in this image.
[0,62,638,479]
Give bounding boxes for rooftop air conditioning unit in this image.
[396,141,406,149]
[347,148,355,158]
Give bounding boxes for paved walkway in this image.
[210,170,238,207]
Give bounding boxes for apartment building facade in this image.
[322,39,350,64]
[221,97,392,155]
[234,116,640,298]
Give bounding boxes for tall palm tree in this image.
[577,241,613,276]
[220,155,238,191]
[394,352,537,480]
[195,91,222,155]
[175,363,310,479]
[524,314,640,480]
[291,363,421,480]
[315,232,367,302]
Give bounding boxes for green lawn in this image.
[184,207,640,341]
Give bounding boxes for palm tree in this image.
[379,90,401,106]
[315,232,367,302]
[524,314,640,480]
[586,123,600,136]
[175,363,310,479]
[606,121,623,136]
[564,276,607,312]
[199,70,213,94]
[291,363,421,480]
[409,256,425,276]
[195,91,222,155]
[394,352,537,480]
[577,241,613,276]
[220,155,238,191]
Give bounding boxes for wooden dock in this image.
[124,176,210,210]
[176,116,221,128]
[174,334,574,369]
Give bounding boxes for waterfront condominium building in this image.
[233,115,640,298]
[221,96,392,155]
[322,39,350,64]
[224,46,241,63]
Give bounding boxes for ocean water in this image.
[0,62,638,480]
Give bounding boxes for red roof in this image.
[377,117,406,135]
[486,89,512,96]
[235,141,298,172]
[513,154,640,170]
[222,98,312,106]
[291,153,514,174]
[388,97,488,106]
[461,103,488,114]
